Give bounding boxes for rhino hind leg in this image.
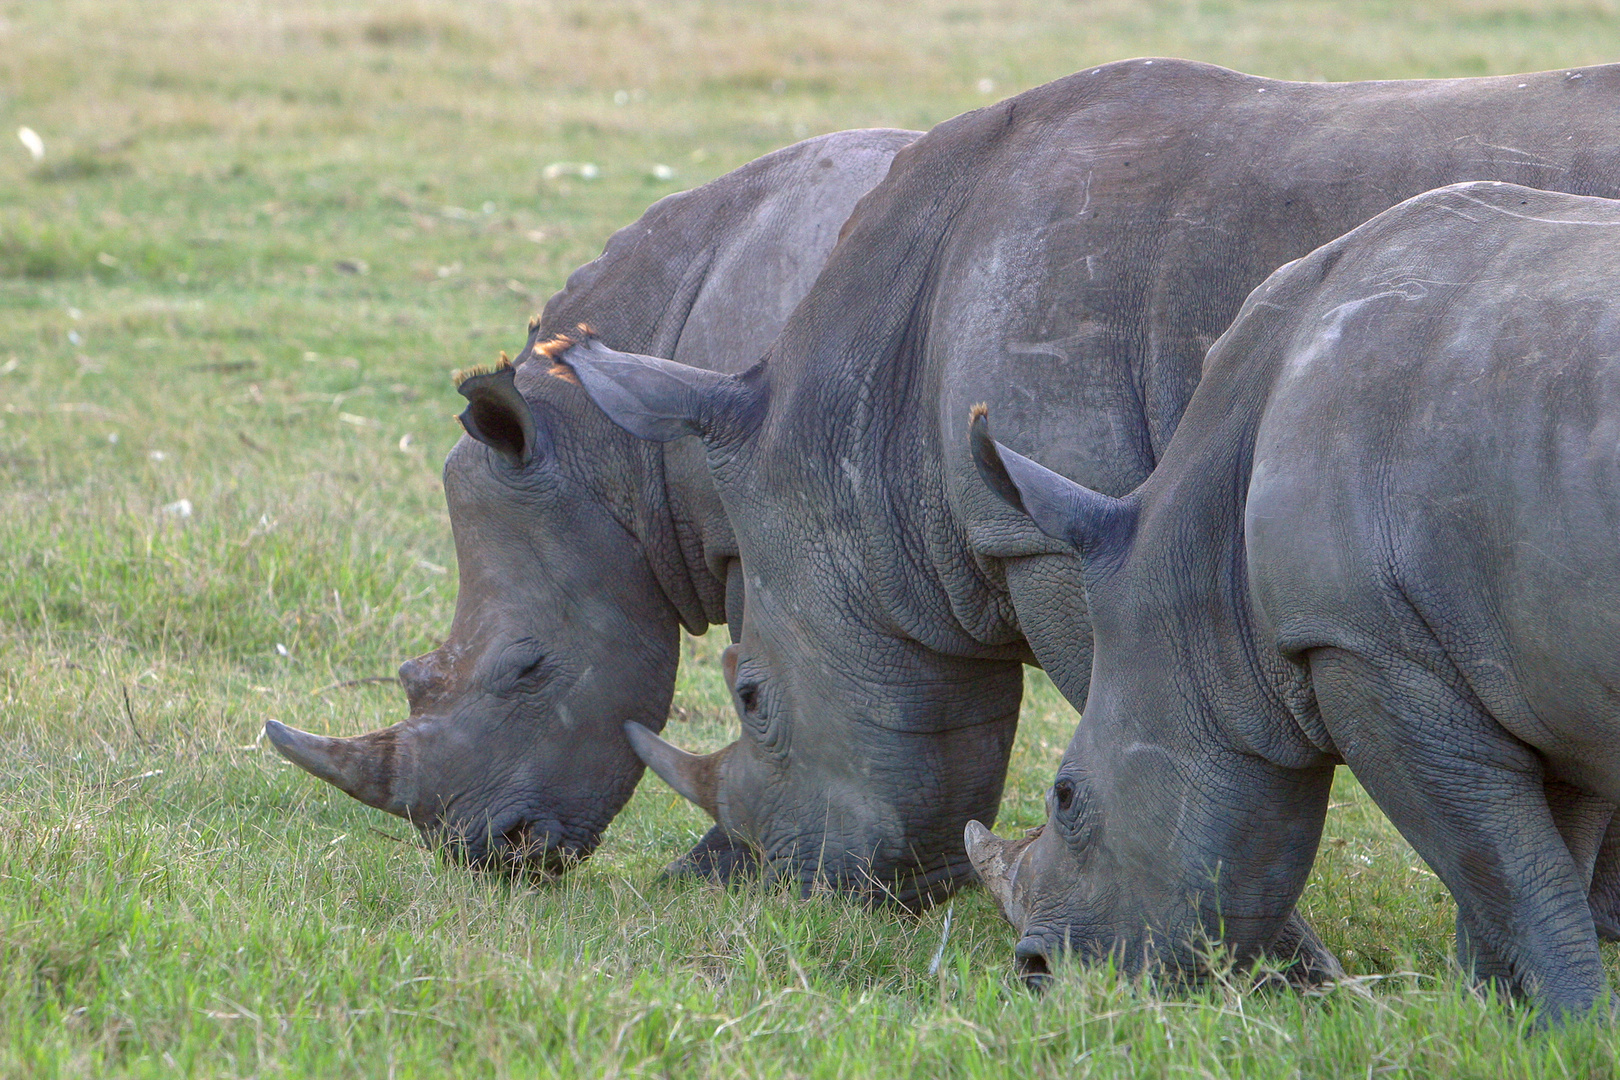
[660,824,761,885]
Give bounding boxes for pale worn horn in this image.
[264,719,411,818]
[625,721,729,822]
[965,820,1036,931]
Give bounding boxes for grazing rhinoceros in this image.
[553,59,1620,911]
[967,180,1620,1020]
[264,128,917,872]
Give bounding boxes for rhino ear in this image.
[969,405,1138,570]
[457,363,537,468]
[551,336,766,446]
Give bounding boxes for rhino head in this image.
[266,339,697,874]
[963,408,1338,982]
[554,336,1024,909]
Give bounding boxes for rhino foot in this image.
[659,824,761,885]
[1263,909,1345,990]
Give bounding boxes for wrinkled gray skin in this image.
[264,129,916,873]
[558,59,1620,914]
[968,181,1620,1020]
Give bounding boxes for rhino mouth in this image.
[1014,934,1053,990]
[422,813,595,879]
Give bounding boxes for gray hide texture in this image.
[561,59,1620,913]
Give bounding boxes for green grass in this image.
[4,0,1620,1074]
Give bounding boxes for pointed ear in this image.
[457,364,537,468]
[551,336,767,445]
[969,405,1138,570]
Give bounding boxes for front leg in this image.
[660,823,761,884]
[1309,647,1607,1022]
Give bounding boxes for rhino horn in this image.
[968,404,1139,570]
[965,820,1035,930]
[625,721,727,822]
[264,719,411,818]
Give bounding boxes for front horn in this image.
[624,722,730,822]
[264,719,411,818]
[965,820,1037,931]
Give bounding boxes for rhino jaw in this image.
[624,721,730,822]
[264,719,411,818]
[965,820,1034,932]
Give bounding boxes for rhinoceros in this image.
[263,128,917,872]
[967,180,1620,1019]
[554,59,1620,908]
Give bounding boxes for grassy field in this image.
[5,0,1620,1075]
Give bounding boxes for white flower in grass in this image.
[17,126,43,161]
[542,162,599,180]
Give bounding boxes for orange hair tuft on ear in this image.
[536,333,576,360]
[453,364,493,387]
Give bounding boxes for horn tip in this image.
[263,718,296,754]
[623,721,659,762]
[964,820,996,859]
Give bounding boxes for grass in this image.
[3,0,1620,1074]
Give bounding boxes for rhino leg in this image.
[1310,646,1606,1021]
[1587,814,1620,942]
[659,824,760,884]
[1455,780,1611,996]
[1264,908,1344,988]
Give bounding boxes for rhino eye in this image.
[736,683,759,713]
[1052,777,1076,814]
[498,642,547,688]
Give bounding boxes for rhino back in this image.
[1242,183,1620,795]
[743,58,1620,691]
[539,128,917,373]
[930,58,1620,517]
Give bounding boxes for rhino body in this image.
[265,128,917,871]
[970,181,1620,1019]
[562,59,1620,908]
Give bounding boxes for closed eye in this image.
[499,640,548,689]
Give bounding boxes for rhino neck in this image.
[1114,243,1345,772]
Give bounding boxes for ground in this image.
[3,1,1620,1075]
